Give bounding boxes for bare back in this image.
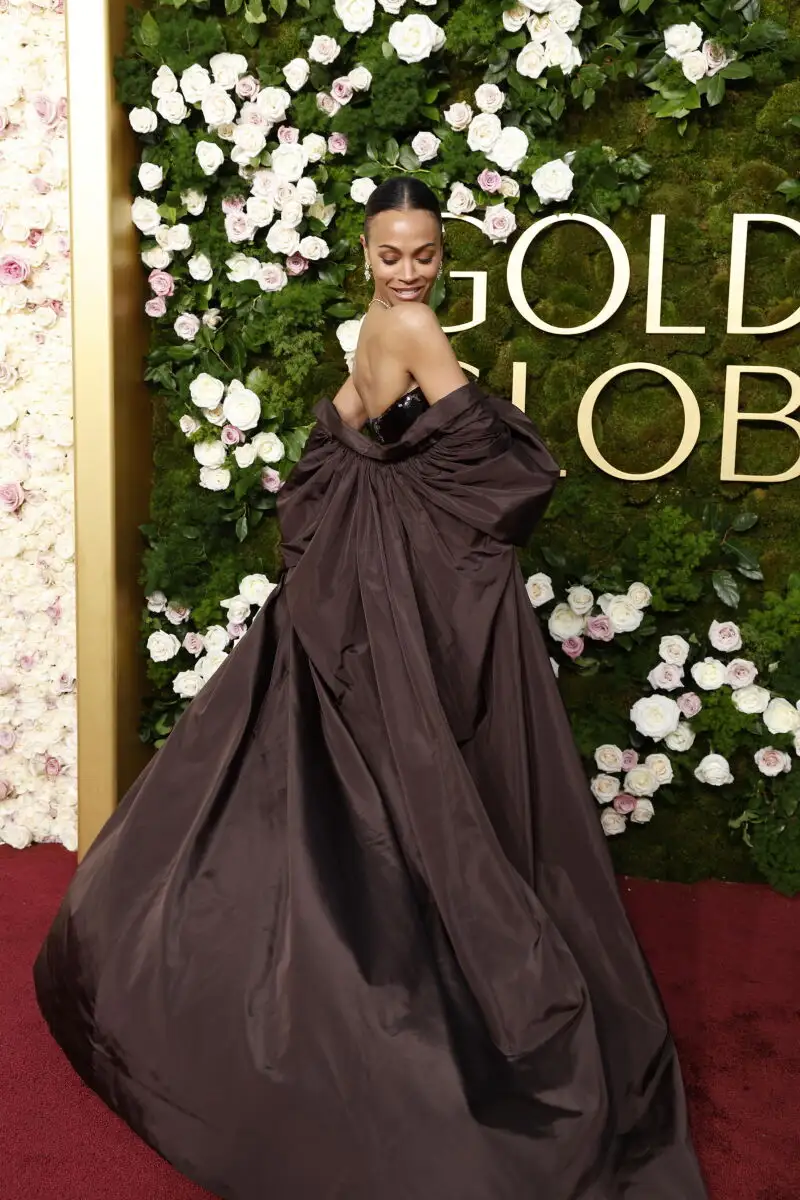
[352,304,469,420]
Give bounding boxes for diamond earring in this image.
[364,258,371,281]
[437,262,443,279]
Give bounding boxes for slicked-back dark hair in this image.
[363,176,444,243]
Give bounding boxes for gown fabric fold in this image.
[33,380,708,1200]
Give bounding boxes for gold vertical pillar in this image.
[66,0,153,859]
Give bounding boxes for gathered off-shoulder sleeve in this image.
[303,380,561,548]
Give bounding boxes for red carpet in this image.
[1,844,797,1199]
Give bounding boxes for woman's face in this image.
[360,208,443,306]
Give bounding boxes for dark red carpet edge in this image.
[1,845,798,1200]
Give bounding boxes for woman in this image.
[34,177,708,1199]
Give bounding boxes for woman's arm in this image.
[385,305,470,405]
[332,375,369,429]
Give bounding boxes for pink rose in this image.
[0,362,18,389]
[0,255,30,285]
[562,636,584,660]
[222,195,247,214]
[145,296,167,318]
[235,75,261,100]
[0,729,16,750]
[45,755,63,777]
[316,92,341,118]
[221,423,245,446]
[148,269,175,297]
[57,97,68,121]
[227,621,247,640]
[277,124,300,143]
[331,78,354,104]
[58,670,75,692]
[477,168,502,193]
[285,253,309,276]
[0,779,13,801]
[328,132,348,155]
[182,632,205,656]
[27,229,44,247]
[19,653,36,671]
[754,746,791,777]
[34,94,59,126]
[0,109,8,135]
[261,466,283,492]
[726,658,758,689]
[677,691,702,718]
[612,792,637,815]
[620,749,639,771]
[46,598,63,623]
[586,615,614,642]
[0,482,25,512]
[33,177,51,194]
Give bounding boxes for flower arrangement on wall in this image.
[0,0,76,851]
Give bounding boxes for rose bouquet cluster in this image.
[183,371,286,493]
[525,571,654,664]
[0,0,77,852]
[146,572,277,708]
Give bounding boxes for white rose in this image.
[138,162,164,191]
[708,619,742,653]
[225,211,257,243]
[246,196,275,227]
[659,635,690,666]
[196,141,225,175]
[196,650,229,681]
[163,223,192,251]
[690,657,727,691]
[763,697,800,736]
[600,809,627,836]
[179,414,201,435]
[547,601,584,641]
[283,58,311,92]
[597,594,643,633]
[147,590,167,613]
[630,799,655,825]
[202,85,237,128]
[630,695,681,742]
[444,102,473,131]
[173,670,201,698]
[334,0,375,33]
[516,41,547,79]
[348,64,373,91]
[131,197,162,235]
[295,177,319,206]
[446,183,476,215]
[199,466,231,491]
[280,201,304,230]
[129,106,158,134]
[351,177,377,204]
[388,14,444,64]
[549,0,582,32]
[590,774,621,804]
[204,625,232,653]
[240,573,274,605]
[252,431,285,463]
[266,223,301,255]
[483,203,517,244]
[624,765,659,797]
[302,133,328,163]
[156,92,189,125]
[147,630,181,662]
[594,744,623,773]
[664,721,695,752]
[180,64,213,104]
[725,658,758,689]
[531,158,574,204]
[703,39,734,77]
[270,142,309,182]
[503,3,530,33]
[566,585,594,615]
[223,386,261,431]
[681,50,708,84]
[474,83,504,114]
[234,443,258,468]
[647,661,684,692]
[500,176,520,198]
[694,753,733,787]
[226,254,259,283]
[174,313,201,341]
[309,35,342,65]
[467,112,502,154]
[151,65,178,99]
[487,126,529,173]
[550,657,560,678]
[232,123,267,161]
[544,30,582,74]
[627,582,652,610]
[190,373,225,409]
[336,318,364,355]
[193,440,227,468]
[209,52,249,89]
[411,131,441,163]
[298,236,329,261]
[256,86,291,122]
[141,246,172,269]
[221,595,252,624]
[188,254,213,282]
[731,684,770,714]
[525,571,556,609]
[664,21,704,60]
[644,752,673,786]
[258,263,288,292]
[754,746,792,777]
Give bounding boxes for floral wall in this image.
[0,0,76,852]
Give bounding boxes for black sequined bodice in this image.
[367,387,430,445]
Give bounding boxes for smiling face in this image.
[360,206,443,306]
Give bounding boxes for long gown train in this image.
[33,380,709,1199]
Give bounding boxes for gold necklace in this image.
[369,296,391,310]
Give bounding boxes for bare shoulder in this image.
[386,303,442,337]
[383,303,469,405]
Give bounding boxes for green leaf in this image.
[327,301,359,318]
[225,0,244,11]
[139,11,160,46]
[720,61,754,79]
[282,427,311,461]
[619,0,638,13]
[712,569,740,608]
[245,0,267,23]
[235,512,248,542]
[399,146,421,171]
[731,512,758,532]
[269,0,288,15]
[385,137,400,166]
[706,73,726,106]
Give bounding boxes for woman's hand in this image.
[332,376,369,430]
